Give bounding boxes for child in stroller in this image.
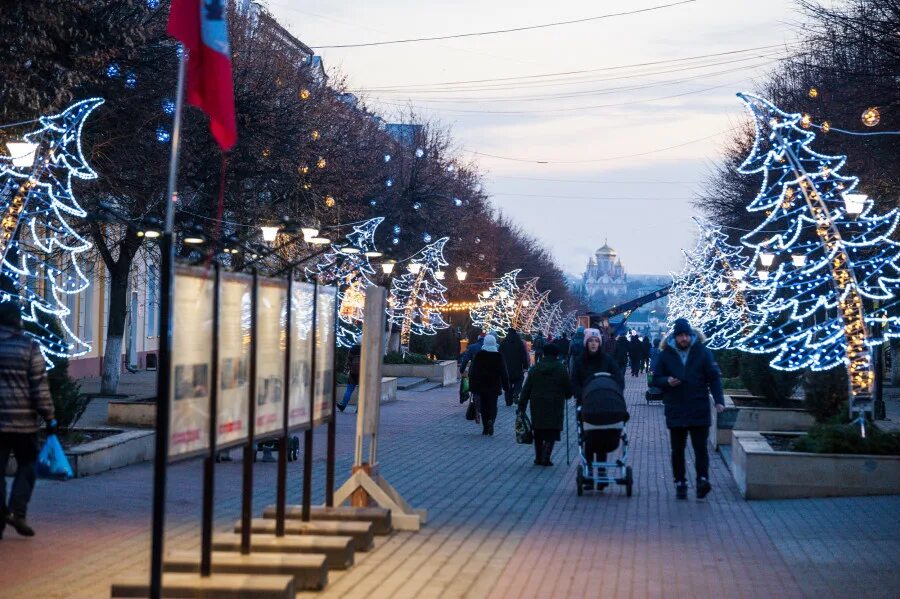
[576,371,633,496]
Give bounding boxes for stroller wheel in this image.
[625,466,633,497]
[576,471,584,497]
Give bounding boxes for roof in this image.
[595,242,617,257]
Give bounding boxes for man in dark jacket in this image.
[555,333,570,363]
[499,328,529,407]
[614,334,629,378]
[652,318,725,500]
[628,333,643,377]
[0,301,55,538]
[469,335,509,436]
[458,332,484,376]
[641,335,653,372]
[519,344,573,466]
[532,332,546,362]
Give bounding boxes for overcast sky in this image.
[267,0,800,276]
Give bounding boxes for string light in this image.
[470,269,520,332]
[387,237,450,347]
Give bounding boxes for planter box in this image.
[108,399,157,427]
[337,377,398,406]
[381,360,457,386]
[712,395,814,449]
[731,430,900,499]
[4,428,155,478]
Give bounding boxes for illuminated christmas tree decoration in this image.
[306,217,384,347]
[734,92,900,419]
[387,237,450,348]
[0,97,105,365]
[470,269,521,334]
[511,277,540,331]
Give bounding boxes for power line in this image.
[350,42,800,91]
[490,175,695,184]
[310,1,697,48]
[491,193,695,201]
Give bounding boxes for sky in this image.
[266,0,801,276]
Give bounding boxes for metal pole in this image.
[302,282,318,522]
[276,268,293,536]
[325,287,338,507]
[241,269,259,554]
[200,263,221,576]
[150,51,187,599]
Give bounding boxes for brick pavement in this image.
[2,375,899,598]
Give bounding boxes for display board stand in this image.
[332,286,425,531]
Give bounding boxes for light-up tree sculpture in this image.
[735,92,900,417]
[560,310,578,337]
[0,98,104,365]
[306,217,384,347]
[523,289,551,335]
[470,268,520,334]
[511,277,540,331]
[387,237,450,349]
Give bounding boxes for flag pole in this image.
[150,49,187,599]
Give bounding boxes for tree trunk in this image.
[100,260,131,395]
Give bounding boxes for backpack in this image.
[581,372,629,425]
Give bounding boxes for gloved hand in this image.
[46,419,59,435]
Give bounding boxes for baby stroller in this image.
[576,372,633,497]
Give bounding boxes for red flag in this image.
[168,0,237,151]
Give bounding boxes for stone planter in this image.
[712,395,815,449]
[381,360,457,386]
[731,430,900,499]
[108,399,156,427]
[336,377,398,406]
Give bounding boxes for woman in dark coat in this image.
[499,328,529,407]
[572,328,624,485]
[469,334,509,436]
[613,334,630,379]
[519,344,572,466]
[628,334,643,376]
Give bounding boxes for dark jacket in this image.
[601,330,616,357]
[555,336,570,359]
[652,330,725,428]
[614,336,629,369]
[458,339,483,374]
[571,349,623,400]
[570,332,585,363]
[628,336,642,359]
[469,350,510,398]
[346,345,362,385]
[519,356,573,431]
[532,334,546,356]
[641,336,652,361]
[499,331,529,382]
[0,325,54,433]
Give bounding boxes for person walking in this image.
[458,331,484,377]
[499,328,529,407]
[628,333,643,377]
[572,328,624,484]
[569,326,585,374]
[652,318,725,500]
[555,333,571,363]
[614,334,629,378]
[532,332,546,362]
[519,344,572,466]
[0,301,55,539]
[641,335,653,372]
[468,334,509,436]
[337,344,361,412]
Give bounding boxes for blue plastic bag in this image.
[36,434,73,480]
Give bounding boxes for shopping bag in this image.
[465,398,477,421]
[515,411,533,445]
[37,434,74,480]
[459,377,470,404]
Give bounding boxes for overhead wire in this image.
[309,1,698,49]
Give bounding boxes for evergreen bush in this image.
[738,352,803,406]
[802,367,848,422]
[792,423,900,455]
[383,351,435,365]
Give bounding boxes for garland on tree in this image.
[469,268,520,334]
[387,237,450,348]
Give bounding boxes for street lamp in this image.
[381,260,396,275]
[365,250,383,258]
[716,281,728,292]
[759,252,775,267]
[731,269,746,280]
[435,269,446,280]
[6,142,38,168]
[456,267,467,281]
[408,262,422,274]
[791,253,807,267]
[757,269,769,281]
[260,225,280,243]
[300,226,319,242]
[842,193,866,218]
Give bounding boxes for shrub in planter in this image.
[713,349,741,379]
[25,320,90,433]
[738,352,803,406]
[792,422,900,456]
[802,367,848,422]
[721,377,744,390]
[383,351,435,365]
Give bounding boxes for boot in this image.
[541,441,554,466]
[696,477,712,499]
[5,514,34,537]
[675,480,688,500]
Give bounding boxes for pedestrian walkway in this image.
[2,376,898,598]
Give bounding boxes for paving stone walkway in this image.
[1,376,898,598]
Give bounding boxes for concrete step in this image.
[235,518,374,552]
[212,533,354,570]
[395,376,428,390]
[111,572,294,598]
[262,505,392,535]
[409,381,443,392]
[164,550,327,591]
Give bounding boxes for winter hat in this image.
[576,326,585,334]
[481,334,499,352]
[583,328,602,347]
[672,318,692,336]
[543,344,560,357]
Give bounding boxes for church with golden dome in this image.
[580,241,629,304]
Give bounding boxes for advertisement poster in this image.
[169,267,214,459]
[313,285,337,424]
[255,278,287,438]
[288,281,315,430]
[217,272,252,448]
